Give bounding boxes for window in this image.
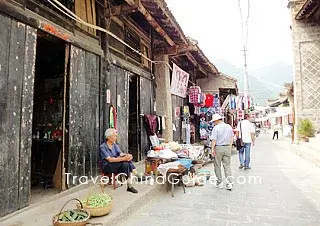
[125,28,141,63]
[141,43,150,68]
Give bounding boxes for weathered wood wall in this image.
[68,45,100,185]
[172,95,184,143]
[74,0,96,35]
[104,65,129,153]
[103,63,154,161]
[0,14,37,217]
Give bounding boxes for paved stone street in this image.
[121,134,320,226]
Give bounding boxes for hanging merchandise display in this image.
[199,116,208,140]
[109,105,117,129]
[144,114,158,136]
[205,93,214,107]
[221,94,254,111]
[193,92,222,140]
[188,86,201,104]
[213,93,220,108]
[182,106,191,144]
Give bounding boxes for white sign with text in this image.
[170,63,189,98]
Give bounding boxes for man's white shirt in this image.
[236,120,255,143]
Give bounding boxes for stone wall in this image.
[197,74,236,93]
[289,0,320,131]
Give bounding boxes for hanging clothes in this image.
[188,86,201,104]
[109,105,117,129]
[221,94,230,110]
[205,94,214,107]
[214,93,220,108]
[181,120,186,142]
[157,116,162,134]
[232,96,237,109]
[194,93,206,107]
[194,106,201,115]
[236,96,241,109]
[229,96,234,109]
[144,114,158,136]
[161,116,166,130]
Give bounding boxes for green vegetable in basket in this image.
[58,210,88,222]
[83,194,112,207]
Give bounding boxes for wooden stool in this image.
[99,161,120,190]
[103,173,120,190]
[166,167,187,197]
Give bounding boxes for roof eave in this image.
[295,0,319,20]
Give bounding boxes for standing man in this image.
[236,114,255,170]
[210,114,234,190]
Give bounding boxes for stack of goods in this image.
[164,142,182,152]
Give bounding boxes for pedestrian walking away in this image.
[210,114,234,190]
[272,124,281,140]
[236,114,255,170]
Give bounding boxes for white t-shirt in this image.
[236,120,255,143]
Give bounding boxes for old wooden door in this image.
[0,15,37,216]
[67,45,100,186]
[139,76,155,160]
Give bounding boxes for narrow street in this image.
[121,134,320,226]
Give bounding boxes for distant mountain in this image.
[214,60,293,105]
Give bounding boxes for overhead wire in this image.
[245,0,250,49]
[237,0,251,96]
[47,0,172,71]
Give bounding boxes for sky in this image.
[165,0,293,70]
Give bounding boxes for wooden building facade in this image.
[0,0,220,217]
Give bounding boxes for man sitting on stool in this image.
[99,128,139,193]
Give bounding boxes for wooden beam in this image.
[185,52,197,67]
[196,65,207,77]
[142,0,187,44]
[105,4,139,17]
[124,0,175,46]
[0,1,103,56]
[154,44,198,55]
[122,17,150,43]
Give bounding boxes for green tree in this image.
[298,119,315,138]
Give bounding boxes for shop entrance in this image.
[30,31,69,202]
[128,75,140,161]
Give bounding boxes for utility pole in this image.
[242,45,249,97]
[238,0,250,99]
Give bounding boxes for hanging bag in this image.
[236,121,244,150]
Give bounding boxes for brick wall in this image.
[289,0,320,131]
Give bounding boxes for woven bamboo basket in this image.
[76,184,113,217]
[52,198,90,226]
[76,200,113,217]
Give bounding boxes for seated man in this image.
[99,128,138,193]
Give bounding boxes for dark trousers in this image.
[103,161,135,178]
[272,131,279,140]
